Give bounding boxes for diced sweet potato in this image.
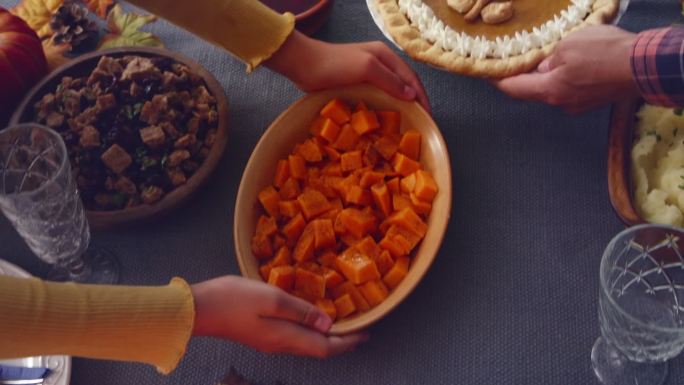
[345,185,372,206]
[331,282,370,312]
[268,266,295,291]
[375,250,395,275]
[335,249,381,284]
[392,193,414,212]
[288,154,307,179]
[297,189,331,220]
[359,280,389,307]
[373,136,399,160]
[332,124,360,151]
[359,171,384,189]
[338,208,376,238]
[385,224,422,254]
[355,101,368,111]
[294,222,316,262]
[334,293,357,318]
[251,234,273,260]
[382,207,428,237]
[379,235,406,258]
[398,131,421,160]
[322,267,345,289]
[320,98,351,125]
[351,110,380,135]
[414,169,438,202]
[371,183,393,217]
[298,139,323,163]
[410,193,432,215]
[272,246,292,267]
[340,150,364,172]
[279,178,301,200]
[319,118,341,143]
[315,298,338,322]
[334,174,358,199]
[278,200,301,218]
[377,110,401,136]
[383,256,409,289]
[355,236,382,259]
[386,177,400,194]
[273,159,290,189]
[273,234,286,250]
[323,146,341,161]
[260,263,273,281]
[309,116,325,136]
[400,173,416,194]
[322,162,343,177]
[295,267,326,299]
[393,153,421,177]
[312,219,336,250]
[317,250,337,267]
[256,215,278,237]
[283,213,306,245]
[258,186,280,218]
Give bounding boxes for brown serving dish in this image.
[10,47,229,230]
[607,98,645,227]
[260,0,334,35]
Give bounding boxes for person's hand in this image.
[266,30,431,114]
[493,25,641,114]
[191,276,368,358]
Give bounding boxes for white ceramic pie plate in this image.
[367,0,631,52]
[0,260,72,385]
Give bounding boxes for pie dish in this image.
[374,0,619,77]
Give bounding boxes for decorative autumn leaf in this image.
[42,37,70,72]
[82,0,113,19]
[11,0,63,38]
[98,4,163,50]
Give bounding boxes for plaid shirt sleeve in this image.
[631,27,684,107]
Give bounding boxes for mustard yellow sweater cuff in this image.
[126,0,296,72]
[0,276,195,374]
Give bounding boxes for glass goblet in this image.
[592,224,684,385]
[0,123,119,284]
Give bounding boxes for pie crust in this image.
[375,0,619,77]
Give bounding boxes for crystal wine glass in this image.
[0,123,119,284]
[592,224,684,385]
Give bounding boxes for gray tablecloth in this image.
[1,0,682,384]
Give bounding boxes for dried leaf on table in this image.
[10,0,63,38]
[42,36,70,71]
[82,0,114,19]
[98,4,163,50]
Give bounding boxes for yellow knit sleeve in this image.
[0,275,195,375]
[126,0,296,72]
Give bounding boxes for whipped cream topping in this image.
[396,0,595,59]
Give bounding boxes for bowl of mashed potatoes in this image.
[608,99,684,228]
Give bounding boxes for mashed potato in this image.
[632,105,684,227]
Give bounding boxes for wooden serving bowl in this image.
[234,85,452,335]
[607,98,644,227]
[9,47,229,230]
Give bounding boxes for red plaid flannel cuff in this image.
[631,26,684,107]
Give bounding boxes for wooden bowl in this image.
[9,47,229,230]
[234,85,452,335]
[607,98,644,227]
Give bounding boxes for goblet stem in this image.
[47,246,119,284]
[591,337,668,385]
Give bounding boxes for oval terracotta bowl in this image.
[10,47,229,230]
[234,85,452,335]
[607,98,644,227]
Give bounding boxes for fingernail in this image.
[314,314,332,332]
[403,85,416,99]
[538,60,551,73]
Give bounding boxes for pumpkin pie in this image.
[374,0,619,77]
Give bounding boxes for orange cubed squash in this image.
[318,118,342,143]
[398,131,421,160]
[392,193,414,212]
[288,154,307,179]
[393,153,421,177]
[377,110,401,136]
[351,110,380,135]
[295,267,326,299]
[386,177,400,194]
[359,171,384,189]
[383,256,410,289]
[409,193,432,215]
[294,222,316,262]
[279,178,301,200]
[338,208,376,238]
[323,146,341,161]
[345,185,372,206]
[322,162,343,177]
[312,218,336,250]
[251,233,273,260]
[355,236,382,259]
[375,250,395,275]
[260,262,273,281]
[379,235,406,258]
[273,159,290,189]
[332,124,360,151]
[283,213,306,244]
[298,139,323,163]
[331,281,370,312]
[334,293,357,318]
[358,279,389,307]
[385,224,422,254]
[278,200,301,218]
[309,116,325,136]
[315,298,338,321]
[340,150,364,172]
[258,186,280,218]
[273,234,286,250]
[268,266,295,291]
[256,215,278,237]
[382,207,428,237]
[371,183,393,217]
[317,250,338,267]
[355,101,368,111]
[297,189,331,220]
[373,136,399,161]
[414,169,438,202]
[320,98,351,125]
[322,267,345,289]
[334,174,358,199]
[400,173,416,194]
[335,249,381,285]
[272,246,292,267]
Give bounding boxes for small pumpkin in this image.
[0,7,48,126]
